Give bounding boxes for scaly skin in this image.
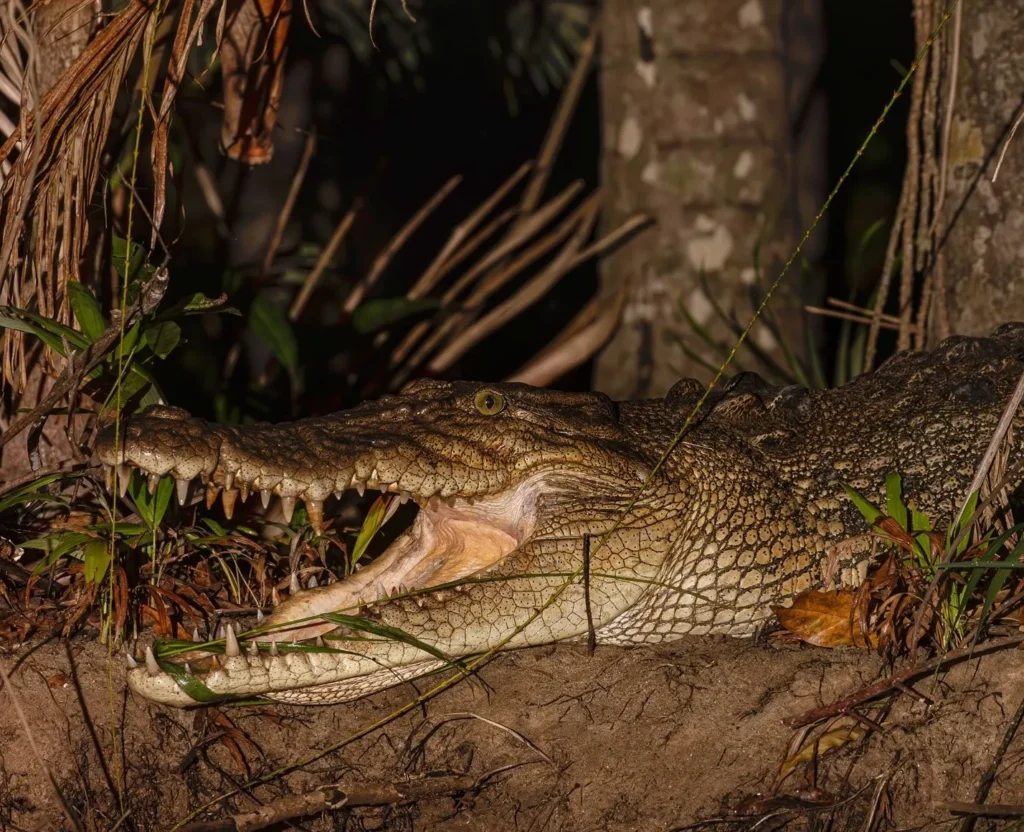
[96,325,1024,706]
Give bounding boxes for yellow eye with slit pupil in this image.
[474,390,505,415]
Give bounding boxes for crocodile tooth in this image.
[126,650,137,669]
[176,478,191,507]
[216,622,226,640]
[271,587,281,607]
[185,663,192,676]
[225,624,240,657]
[248,641,259,658]
[355,481,365,498]
[103,464,115,493]
[414,596,424,608]
[256,609,265,623]
[260,489,271,509]
[306,499,324,534]
[117,465,131,498]
[334,491,343,501]
[400,491,411,504]
[239,483,250,503]
[307,575,318,589]
[280,496,296,523]
[147,473,161,495]
[205,486,221,510]
[224,471,235,491]
[269,641,279,656]
[192,627,201,643]
[370,467,379,481]
[222,488,239,520]
[145,645,160,677]
[290,571,301,594]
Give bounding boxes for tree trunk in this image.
[594,0,825,400]
[935,0,1024,337]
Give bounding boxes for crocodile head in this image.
[95,379,657,706]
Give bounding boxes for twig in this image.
[0,267,169,449]
[864,182,907,371]
[288,200,360,321]
[943,802,1024,818]
[343,175,462,313]
[957,691,1024,831]
[784,634,1024,729]
[260,131,316,279]
[178,772,482,832]
[804,306,901,331]
[515,12,599,219]
[582,534,596,654]
[0,659,83,831]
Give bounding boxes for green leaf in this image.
[143,321,181,359]
[158,292,240,319]
[83,539,112,585]
[25,531,93,574]
[129,474,175,529]
[884,473,907,530]
[67,282,107,341]
[841,482,882,526]
[0,472,78,513]
[351,297,440,334]
[112,236,154,283]
[249,292,298,374]
[349,496,400,567]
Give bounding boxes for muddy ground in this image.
[1,634,1023,831]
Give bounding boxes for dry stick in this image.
[898,0,928,353]
[393,190,591,384]
[506,282,627,386]
[957,691,1024,830]
[288,201,360,321]
[927,0,961,341]
[582,534,596,654]
[260,131,316,279]
[825,296,903,323]
[908,366,1024,658]
[0,267,169,449]
[428,194,600,372]
[804,306,901,331]
[343,175,462,313]
[864,182,908,370]
[515,12,599,221]
[0,659,83,831]
[942,802,1024,819]
[785,634,1024,729]
[406,162,532,302]
[179,773,481,832]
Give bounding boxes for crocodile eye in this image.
[474,390,505,415]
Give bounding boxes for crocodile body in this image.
[96,325,1024,706]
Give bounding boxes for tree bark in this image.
[595,0,825,400]
[936,1,1024,337]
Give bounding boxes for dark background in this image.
[153,0,915,423]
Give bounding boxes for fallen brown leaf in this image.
[774,589,876,648]
[777,720,868,782]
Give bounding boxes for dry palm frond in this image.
[0,0,157,390]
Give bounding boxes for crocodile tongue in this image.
[258,473,545,642]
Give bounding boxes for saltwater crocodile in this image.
[96,325,1024,706]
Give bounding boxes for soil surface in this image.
[1,634,1023,831]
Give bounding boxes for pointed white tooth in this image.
[280,496,296,523]
[239,483,249,502]
[269,641,279,656]
[415,596,424,609]
[185,663,192,676]
[370,467,379,481]
[261,489,272,509]
[117,465,131,499]
[400,491,410,504]
[147,473,161,495]
[290,572,301,594]
[378,482,389,493]
[192,627,201,643]
[307,575,318,589]
[145,645,160,677]
[225,624,240,657]
[224,471,235,491]
[256,609,265,623]
[217,622,226,640]
[104,464,115,493]
[248,641,259,658]
[126,650,137,669]
[176,478,191,506]
[334,491,343,501]
[356,481,365,498]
